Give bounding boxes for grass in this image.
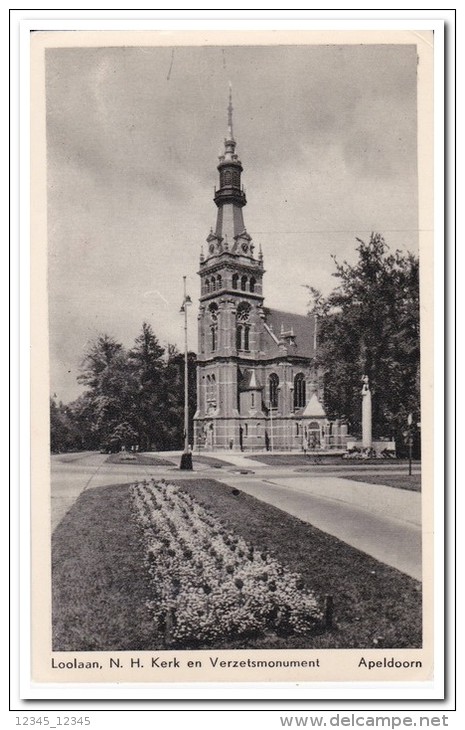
[52,478,421,651]
[340,474,421,492]
[248,453,345,466]
[52,483,158,651]
[249,453,421,468]
[105,452,175,467]
[192,454,236,468]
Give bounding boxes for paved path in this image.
[51,452,422,581]
[218,475,421,580]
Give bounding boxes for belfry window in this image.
[236,324,242,351]
[232,273,239,290]
[294,373,306,409]
[236,301,251,351]
[269,373,279,409]
[217,274,222,289]
[243,325,250,351]
[211,326,217,351]
[205,278,210,293]
[209,303,219,352]
[241,275,247,291]
[249,277,256,293]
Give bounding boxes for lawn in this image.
[249,453,421,469]
[192,454,236,468]
[248,453,346,466]
[52,478,421,651]
[340,474,421,492]
[105,452,175,467]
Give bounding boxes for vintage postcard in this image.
[28,27,438,692]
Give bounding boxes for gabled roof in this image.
[303,392,326,418]
[239,368,263,391]
[262,307,315,360]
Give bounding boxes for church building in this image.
[194,91,347,452]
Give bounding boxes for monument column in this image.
[361,375,372,448]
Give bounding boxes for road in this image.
[50,451,422,581]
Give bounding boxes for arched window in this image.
[223,169,232,186]
[294,373,306,409]
[206,374,217,407]
[232,273,239,290]
[209,303,218,352]
[236,302,251,351]
[236,324,242,351]
[241,275,247,291]
[205,278,210,293]
[244,325,250,351]
[269,373,279,409]
[249,277,256,293]
[217,274,222,290]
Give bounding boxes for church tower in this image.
[194,86,266,450]
[194,89,336,453]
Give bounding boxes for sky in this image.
[45,42,419,403]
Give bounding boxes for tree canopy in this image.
[50,323,196,453]
[308,233,420,453]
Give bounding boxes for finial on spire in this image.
[227,81,234,140]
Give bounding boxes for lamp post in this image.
[407,412,413,476]
[180,276,193,470]
[269,402,273,452]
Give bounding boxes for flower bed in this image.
[131,479,323,647]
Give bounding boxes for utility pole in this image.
[180,276,193,470]
[269,401,274,452]
[407,412,413,476]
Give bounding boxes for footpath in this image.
[51,451,422,580]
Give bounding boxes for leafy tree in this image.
[160,346,197,451]
[77,334,138,450]
[308,233,420,454]
[53,327,198,453]
[128,322,166,450]
[50,398,74,453]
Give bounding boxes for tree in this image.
[52,327,198,453]
[128,322,166,450]
[160,346,197,451]
[308,233,420,454]
[77,334,137,450]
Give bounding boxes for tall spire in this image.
[227,81,234,140]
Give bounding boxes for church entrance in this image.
[307,421,321,449]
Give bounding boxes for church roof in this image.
[262,307,316,360]
[239,368,263,391]
[303,392,326,418]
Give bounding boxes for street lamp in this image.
[269,401,274,452]
[407,412,413,476]
[180,276,193,470]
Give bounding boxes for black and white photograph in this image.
[29,29,435,686]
